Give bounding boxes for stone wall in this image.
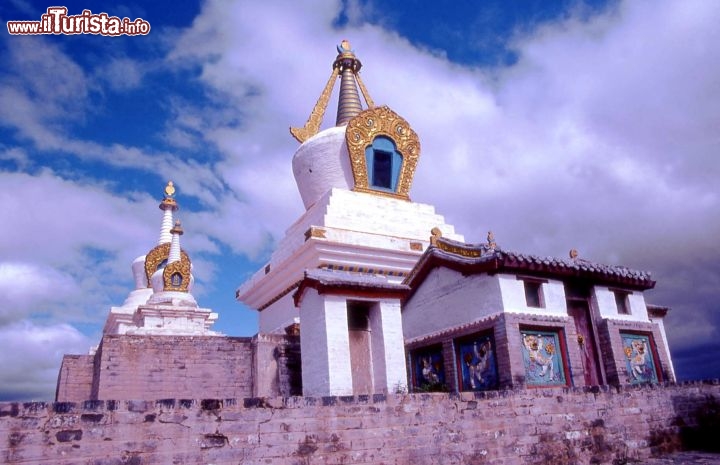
[3,382,718,465]
[56,334,302,402]
[55,355,94,402]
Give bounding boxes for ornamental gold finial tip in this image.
[569,248,579,260]
[338,39,353,55]
[171,219,184,235]
[164,181,175,198]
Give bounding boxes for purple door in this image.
[567,300,603,386]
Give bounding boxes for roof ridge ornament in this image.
[290,41,375,143]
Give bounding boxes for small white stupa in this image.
[103,182,218,336]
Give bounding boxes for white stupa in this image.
[103,182,218,336]
[235,41,463,396]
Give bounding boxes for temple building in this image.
[55,42,675,402]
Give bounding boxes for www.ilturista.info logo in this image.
[7,7,150,36]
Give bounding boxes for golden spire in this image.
[159,181,178,212]
[290,41,375,143]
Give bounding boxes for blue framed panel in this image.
[621,332,659,384]
[457,333,498,391]
[411,346,446,392]
[520,329,568,386]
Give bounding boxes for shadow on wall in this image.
[672,390,720,452]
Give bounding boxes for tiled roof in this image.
[294,268,409,306]
[404,237,655,294]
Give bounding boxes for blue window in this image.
[365,136,402,192]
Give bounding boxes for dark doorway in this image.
[347,302,373,395]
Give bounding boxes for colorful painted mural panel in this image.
[457,333,498,391]
[412,346,446,392]
[621,332,659,384]
[520,329,567,386]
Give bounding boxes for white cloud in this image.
[95,57,145,91]
[0,320,91,401]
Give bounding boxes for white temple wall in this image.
[497,274,567,316]
[368,299,407,393]
[299,291,353,396]
[650,315,676,381]
[593,286,649,321]
[257,294,297,334]
[403,268,503,340]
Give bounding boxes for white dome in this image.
[292,126,355,209]
[132,255,147,289]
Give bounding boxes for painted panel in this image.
[621,332,659,384]
[412,346,446,392]
[521,329,567,386]
[457,334,498,391]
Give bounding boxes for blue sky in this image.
[1,0,718,400]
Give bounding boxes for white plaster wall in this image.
[594,286,649,321]
[258,294,297,334]
[403,268,503,340]
[651,316,675,381]
[299,291,353,396]
[369,299,407,393]
[299,289,330,396]
[238,186,464,311]
[324,295,354,396]
[497,274,567,316]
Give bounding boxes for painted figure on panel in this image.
[622,333,659,384]
[413,347,445,391]
[458,334,498,391]
[521,330,567,386]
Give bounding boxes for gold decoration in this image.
[355,72,375,109]
[144,242,190,286]
[436,240,483,258]
[487,231,496,250]
[290,68,339,143]
[163,258,191,292]
[569,249,579,260]
[577,334,585,345]
[304,227,327,240]
[345,106,420,200]
[624,346,633,359]
[430,227,443,246]
[164,181,175,198]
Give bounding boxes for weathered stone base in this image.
[2,382,718,465]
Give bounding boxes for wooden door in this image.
[567,300,603,386]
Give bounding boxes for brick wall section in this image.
[92,335,254,401]
[598,319,674,385]
[407,313,586,390]
[55,355,94,402]
[1,382,718,465]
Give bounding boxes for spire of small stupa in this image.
[168,220,183,264]
[334,40,363,126]
[290,41,375,143]
[158,181,178,245]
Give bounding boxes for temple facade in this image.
[56,42,674,402]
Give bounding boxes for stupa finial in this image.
[290,41,375,143]
[158,181,179,245]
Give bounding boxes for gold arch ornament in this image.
[345,106,420,200]
[144,242,190,288]
[163,258,191,292]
